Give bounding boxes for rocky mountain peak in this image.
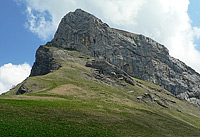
[30,9,200,107]
[52,8,111,51]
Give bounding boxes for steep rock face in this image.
[30,46,61,77]
[50,9,200,106]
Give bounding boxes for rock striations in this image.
[30,46,61,76]
[30,9,200,107]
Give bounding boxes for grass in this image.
[1,98,200,137]
[1,46,200,136]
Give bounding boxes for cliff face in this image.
[30,46,61,76]
[31,9,200,107]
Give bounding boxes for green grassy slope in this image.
[1,46,200,136]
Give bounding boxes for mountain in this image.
[32,9,200,107]
[1,9,200,136]
[2,45,200,136]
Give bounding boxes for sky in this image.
[1,0,200,94]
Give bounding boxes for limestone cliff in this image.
[31,9,200,107]
[30,45,61,76]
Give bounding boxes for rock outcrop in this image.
[137,93,169,109]
[30,46,61,77]
[43,9,200,107]
[86,60,135,86]
[16,84,29,95]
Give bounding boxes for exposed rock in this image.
[30,46,61,76]
[86,60,135,86]
[147,87,163,92]
[129,91,134,93]
[49,9,200,107]
[137,93,169,108]
[177,92,189,100]
[154,99,169,108]
[137,93,155,102]
[84,69,126,87]
[177,109,182,113]
[16,85,28,95]
[188,98,200,107]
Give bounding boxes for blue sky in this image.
[188,0,200,27]
[1,0,200,94]
[0,0,44,67]
[188,0,200,50]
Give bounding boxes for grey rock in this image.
[86,70,122,86]
[188,98,200,107]
[177,92,189,100]
[32,9,200,107]
[154,99,169,108]
[30,46,61,76]
[137,96,143,100]
[137,93,173,108]
[129,91,134,93]
[86,60,135,86]
[16,85,28,95]
[137,93,155,102]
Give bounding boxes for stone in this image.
[30,46,61,77]
[137,93,155,101]
[16,85,28,95]
[137,93,170,108]
[155,100,168,108]
[86,60,135,86]
[30,9,200,107]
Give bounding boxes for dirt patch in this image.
[49,84,87,96]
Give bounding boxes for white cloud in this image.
[0,63,31,94]
[15,0,200,73]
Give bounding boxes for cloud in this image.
[15,0,200,73]
[0,63,31,94]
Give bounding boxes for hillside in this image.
[1,9,200,136]
[50,9,200,107]
[1,45,200,136]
